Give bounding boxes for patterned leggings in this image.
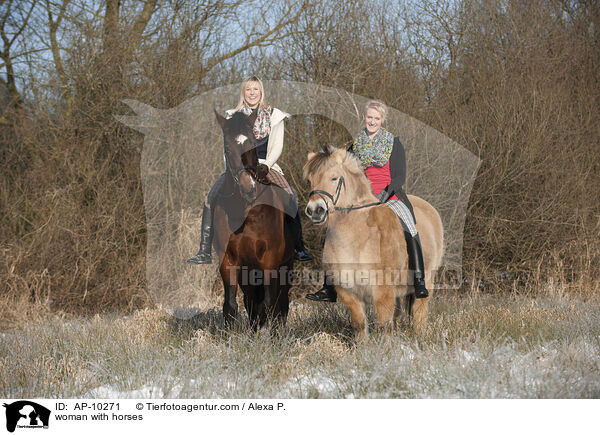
[387,200,418,237]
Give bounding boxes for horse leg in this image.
[275,287,289,326]
[411,275,433,330]
[240,284,261,331]
[394,296,403,329]
[372,285,395,333]
[336,287,367,341]
[242,291,259,331]
[255,284,269,329]
[222,282,239,327]
[220,262,239,327]
[264,268,289,328]
[270,281,289,328]
[411,298,429,331]
[404,292,415,322]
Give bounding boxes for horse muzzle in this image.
[305,199,328,225]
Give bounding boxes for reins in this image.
[221,155,272,203]
[308,176,381,213]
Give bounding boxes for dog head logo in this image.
[3,401,50,432]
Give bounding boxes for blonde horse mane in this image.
[304,145,376,207]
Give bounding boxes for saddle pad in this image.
[265,169,294,197]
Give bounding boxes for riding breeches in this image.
[205,172,226,208]
[265,169,295,197]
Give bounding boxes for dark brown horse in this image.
[213,110,295,328]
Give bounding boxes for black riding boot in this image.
[187,204,214,265]
[405,231,429,298]
[306,281,337,302]
[293,210,313,262]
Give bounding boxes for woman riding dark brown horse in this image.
[213,110,295,327]
[187,76,311,265]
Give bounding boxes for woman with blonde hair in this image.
[187,76,312,264]
[306,99,428,302]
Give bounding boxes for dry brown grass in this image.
[1,280,598,398]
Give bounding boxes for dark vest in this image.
[255,136,268,160]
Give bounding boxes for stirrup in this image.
[186,252,212,265]
[295,247,313,262]
[413,276,429,299]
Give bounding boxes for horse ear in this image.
[307,151,316,161]
[215,109,226,128]
[333,148,346,164]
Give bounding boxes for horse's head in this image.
[216,110,259,203]
[303,145,373,225]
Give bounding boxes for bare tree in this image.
[0,0,37,116]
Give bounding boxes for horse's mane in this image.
[341,150,377,203]
[228,110,249,125]
[224,111,252,136]
[303,145,336,180]
[304,145,376,205]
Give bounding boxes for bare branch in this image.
[46,0,71,107]
[127,0,159,55]
[9,0,37,46]
[202,0,308,74]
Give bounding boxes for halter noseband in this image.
[309,176,346,209]
[308,176,380,213]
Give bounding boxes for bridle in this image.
[224,144,257,183]
[308,176,381,213]
[224,146,271,202]
[229,160,257,185]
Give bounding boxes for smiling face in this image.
[244,81,262,108]
[363,107,384,136]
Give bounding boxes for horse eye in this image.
[331,177,338,181]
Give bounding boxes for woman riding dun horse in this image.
[306,99,429,302]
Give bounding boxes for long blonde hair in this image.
[234,76,268,111]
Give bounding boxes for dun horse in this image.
[213,111,295,328]
[304,146,444,339]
